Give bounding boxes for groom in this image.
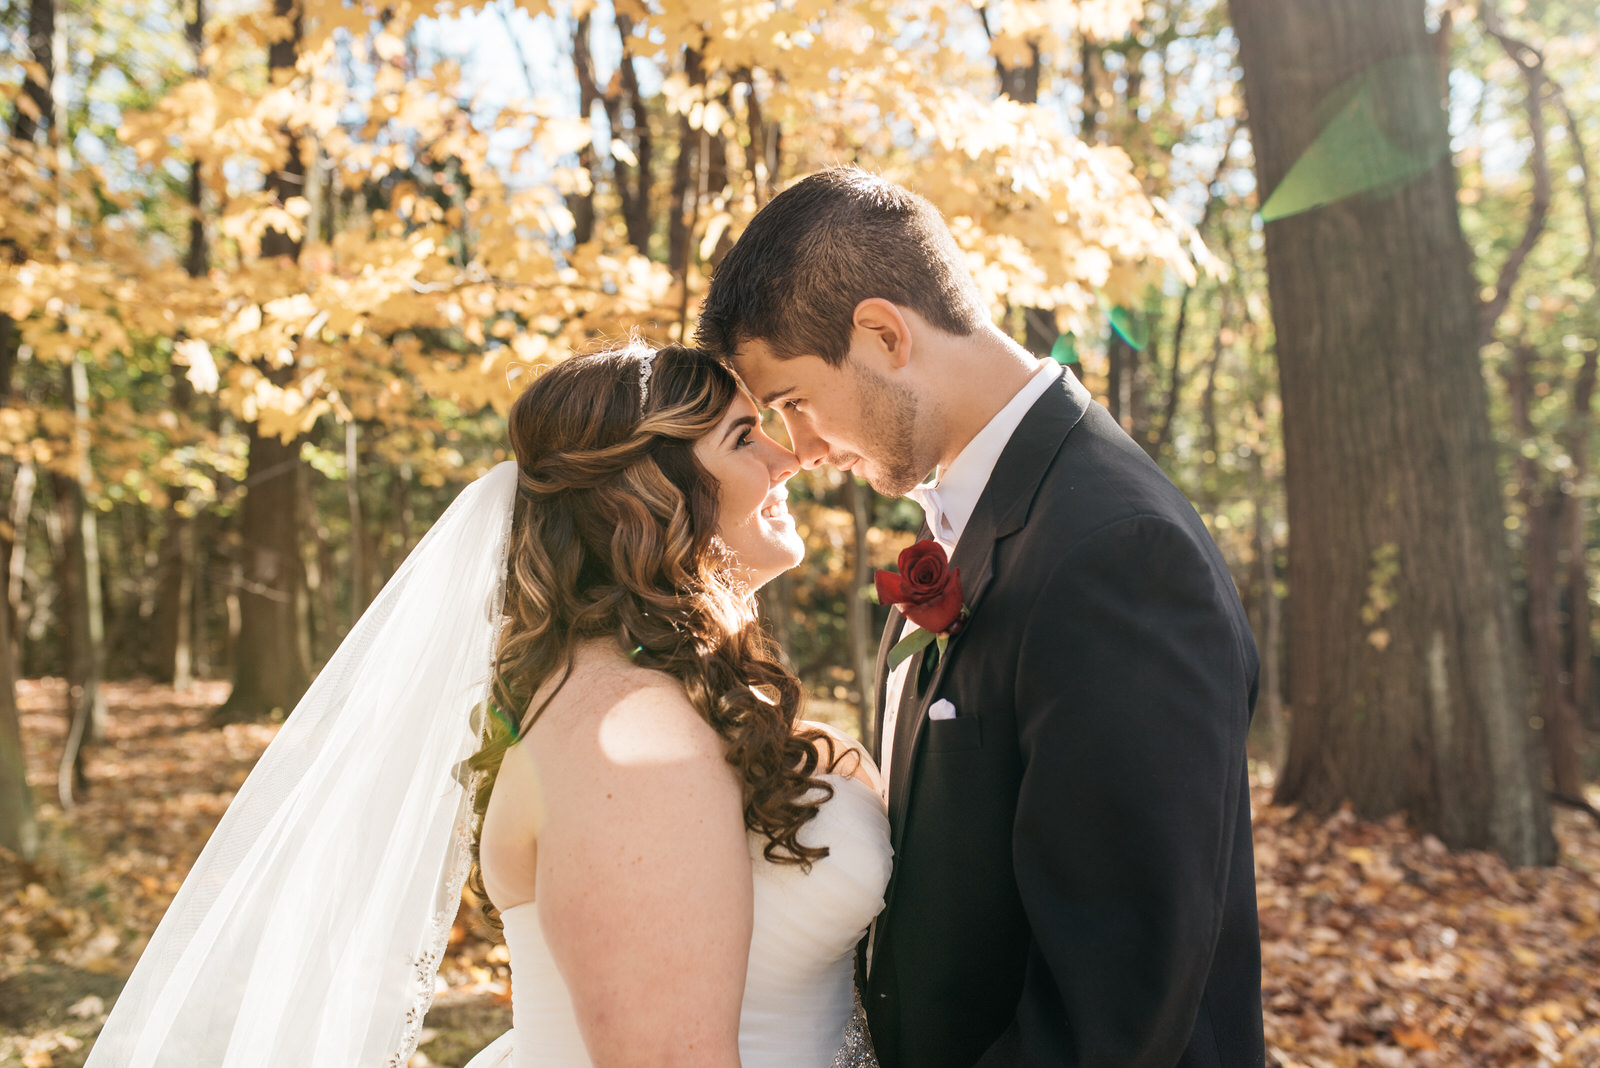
[697,168,1264,1067]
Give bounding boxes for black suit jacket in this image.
[861,367,1265,1068]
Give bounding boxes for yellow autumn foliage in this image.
[1,0,1207,495]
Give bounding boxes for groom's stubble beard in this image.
[848,360,927,498]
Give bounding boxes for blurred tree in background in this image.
[0,0,1595,864]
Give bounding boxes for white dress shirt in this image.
[878,360,1058,801]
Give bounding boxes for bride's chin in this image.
[742,552,804,594]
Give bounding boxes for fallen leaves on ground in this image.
[1252,763,1600,1067]
[2,679,1599,1067]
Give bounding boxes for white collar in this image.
[906,361,1058,551]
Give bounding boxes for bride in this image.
[85,343,891,1068]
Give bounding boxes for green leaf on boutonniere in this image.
[887,626,938,670]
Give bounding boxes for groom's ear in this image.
[851,298,913,370]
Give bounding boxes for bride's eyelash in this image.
[736,429,754,448]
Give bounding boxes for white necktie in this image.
[905,482,954,551]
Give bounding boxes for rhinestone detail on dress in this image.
[831,992,880,1068]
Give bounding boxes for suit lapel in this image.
[879,367,1094,883]
[870,606,904,764]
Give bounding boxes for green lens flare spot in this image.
[1260,54,1446,222]
[1049,333,1079,365]
[1108,307,1148,352]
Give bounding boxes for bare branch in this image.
[1546,82,1599,281]
[1477,2,1551,344]
[495,5,540,100]
[1152,121,1238,459]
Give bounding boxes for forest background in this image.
[0,0,1598,1064]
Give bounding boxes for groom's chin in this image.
[865,468,919,499]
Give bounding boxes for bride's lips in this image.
[759,492,792,524]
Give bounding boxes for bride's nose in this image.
[766,440,800,485]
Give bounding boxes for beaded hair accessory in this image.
[637,350,658,408]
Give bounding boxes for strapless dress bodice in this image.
[474,772,891,1068]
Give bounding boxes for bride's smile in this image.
[693,390,804,588]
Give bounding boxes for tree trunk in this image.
[614,14,653,251]
[0,587,34,861]
[1080,36,1102,142]
[14,0,53,144]
[668,48,707,281]
[219,0,311,719]
[1567,344,1597,732]
[57,358,106,804]
[218,424,311,719]
[758,571,794,672]
[1106,327,1141,434]
[568,13,598,246]
[1253,465,1286,771]
[151,507,195,688]
[0,408,34,858]
[1504,344,1588,801]
[1231,0,1554,863]
[344,420,365,626]
[6,464,34,659]
[991,37,1059,361]
[153,1,206,687]
[843,476,875,740]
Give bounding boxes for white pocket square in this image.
[928,699,958,721]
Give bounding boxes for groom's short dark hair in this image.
[695,167,989,366]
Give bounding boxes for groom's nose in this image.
[782,415,830,470]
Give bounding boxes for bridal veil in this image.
[86,461,518,1067]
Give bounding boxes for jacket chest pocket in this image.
[923,714,982,753]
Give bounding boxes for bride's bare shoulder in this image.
[524,639,727,776]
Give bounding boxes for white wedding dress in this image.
[464,772,892,1068]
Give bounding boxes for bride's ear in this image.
[851,299,913,371]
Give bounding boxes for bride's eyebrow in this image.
[722,414,759,444]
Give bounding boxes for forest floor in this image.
[2,678,1599,1067]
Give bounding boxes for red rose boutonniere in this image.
[875,540,968,670]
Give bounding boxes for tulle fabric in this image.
[86,462,519,1068]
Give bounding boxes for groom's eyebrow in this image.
[758,387,793,408]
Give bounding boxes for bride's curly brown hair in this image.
[465,342,844,928]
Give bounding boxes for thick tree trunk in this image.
[218,425,311,719]
[220,0,311,719]
[1231,0,1553,863]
